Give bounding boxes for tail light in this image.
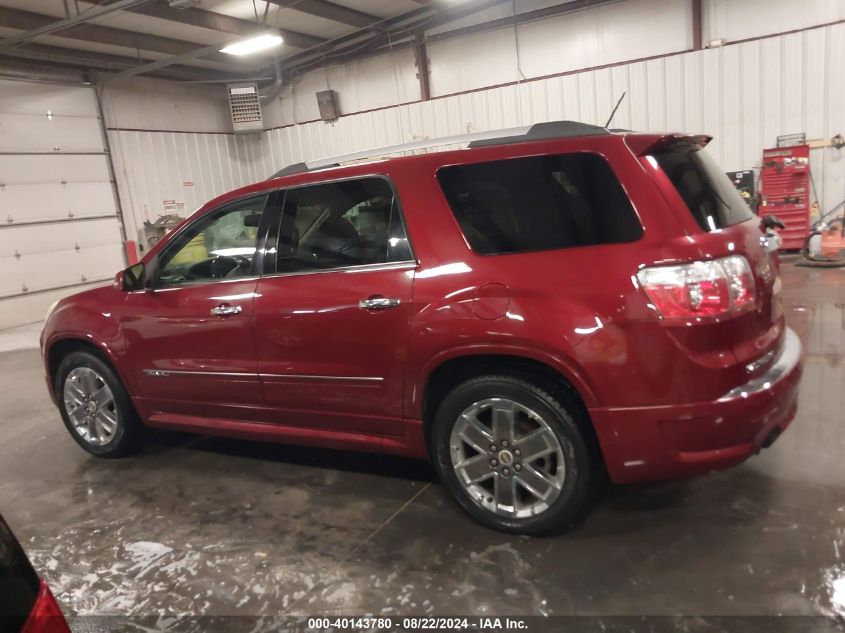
[637,255,757,319]
[20,582,71,633]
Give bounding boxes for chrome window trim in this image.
[130,274,262,294]
[260,260,417,281]
[277,171,391,193]
[132,260,418,291]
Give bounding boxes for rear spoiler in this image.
[625,133,712,156]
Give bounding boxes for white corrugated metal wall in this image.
[2,0,839,328]
[108,19,845,232]
[0,78,126,329]
[264,18,845,214]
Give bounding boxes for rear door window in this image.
[437,153,642,255]
[275,177,413,274]
[650,145,754,231]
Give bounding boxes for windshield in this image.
[651,145,754,231]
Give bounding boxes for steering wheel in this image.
[224,254,253,277]
[209,255,250,278]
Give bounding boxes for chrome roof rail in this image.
[268,120,610,179]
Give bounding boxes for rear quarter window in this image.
[437,153,642,255]
[651,145,754,231]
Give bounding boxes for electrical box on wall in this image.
[227,83,263,134]
[316,90,339,122]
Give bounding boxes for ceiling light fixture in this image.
[220,33,283,56]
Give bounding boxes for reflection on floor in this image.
[0,263,843,622]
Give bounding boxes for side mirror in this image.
[120,262,146,291]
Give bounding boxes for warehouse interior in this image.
[0,0,844,627]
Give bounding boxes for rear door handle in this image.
[210,304,242,316]
[359,296,401,310]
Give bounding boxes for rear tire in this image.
[431,375,597,535]
[55,351,145,458]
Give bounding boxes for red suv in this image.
[0,515,71,633]
[41,121,802,534]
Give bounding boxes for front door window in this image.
[157,195,269,286]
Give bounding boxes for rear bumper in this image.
[590,328,803,484]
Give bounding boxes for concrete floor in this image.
[0,262,843,626]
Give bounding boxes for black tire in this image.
[55,351,146,458]
[431,375,597,535]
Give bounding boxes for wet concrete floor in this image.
[0,262,843,623]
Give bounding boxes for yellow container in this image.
[170,233,208,266]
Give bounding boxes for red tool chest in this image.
[759,144,811,250]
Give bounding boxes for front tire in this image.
[55,351,145,458]
[431,375,596,535]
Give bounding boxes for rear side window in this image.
[275,177,412,274]
[651,145,754,231]
[437,153,642,255]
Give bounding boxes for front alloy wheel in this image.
[55,350,145,457]
[63,367,119,446]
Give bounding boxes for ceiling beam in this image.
[0,6,247,70]
[275,0,623,78]
[125,1,326,49]
[277,0,512,75]
[265,0,379,29]
[0,42,232,82]
[0,0,153,50]
[423,0,621,44]
[110,41,225,79]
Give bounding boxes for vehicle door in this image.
[253,176,416,437]
[120,193,274,422]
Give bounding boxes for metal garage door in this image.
[0,78,126,330]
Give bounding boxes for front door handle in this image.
[210,304,242,316]
[359,296,401,310]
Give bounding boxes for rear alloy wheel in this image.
[56,351,145,457]
[432,376,596,535]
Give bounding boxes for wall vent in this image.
[227,83,263,134]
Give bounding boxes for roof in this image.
[269,120,614,179]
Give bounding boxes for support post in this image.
[413,33,431,102]
[692,0,703,50]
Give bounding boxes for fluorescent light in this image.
[221,33,283,56]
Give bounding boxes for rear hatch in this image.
[632,135,783,384]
